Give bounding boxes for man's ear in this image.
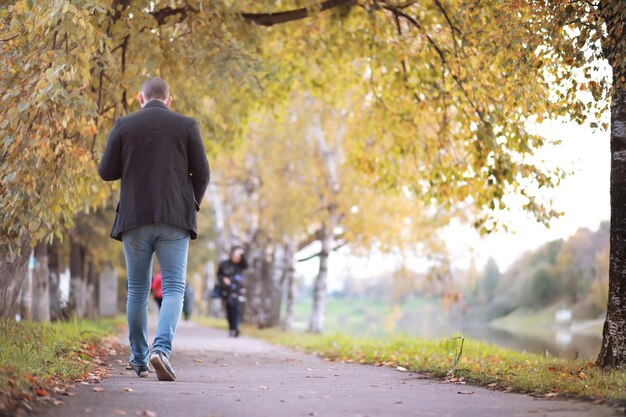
[138,92,145,107]
[165,95,172,108]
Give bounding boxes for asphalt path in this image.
[35,319,621,417]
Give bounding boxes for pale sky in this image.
[445,119,610,271]
[296,119,611,286]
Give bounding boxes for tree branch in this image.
[152,6,197,26]
[296,241,347,262]
[0,34,18,42]
[241,0,356,26]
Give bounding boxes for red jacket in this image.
[151,272,163,298]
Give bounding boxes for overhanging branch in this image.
[241,0,356,26]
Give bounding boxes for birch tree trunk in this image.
[309,224,332,333]
[19,250,33,321]
[597,3,626,368]
[282,239,297,330]
[0,237,31,318]
[31,241,50,322]
[308,110,342,333]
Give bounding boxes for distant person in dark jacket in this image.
[217,247,248,337]
[98,77,210,382]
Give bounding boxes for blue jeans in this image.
[122,222,189,366]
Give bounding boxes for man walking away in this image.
[98,77,210,381]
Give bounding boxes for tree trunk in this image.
[84,259,99,319]
[258,244,285,328]
[48,238,63,321]
[31,241,50,322]
[308,109,342,333]
[598,73,626,368]
[309,225,331,333]
[1,236,31,318]
[68,238,86,318]
[281,239,297,330]
[597,3,626,368]
[19,253,33,321]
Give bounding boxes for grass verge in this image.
[0,316,124,414]
[195,316,625,405]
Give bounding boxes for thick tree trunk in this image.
[84,260,99,319]
[31,242,50,322]
[242,242,264,324]
[47,239,63,321]
[281,239,297,330]
[0,237,32,318]
[258,244,285,328]
[598,77,626,367]
[309,225,331,333]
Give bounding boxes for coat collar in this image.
[142,100,169,110]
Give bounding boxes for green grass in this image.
[0,316,123,409]
[195,316,626,404]
[288,297,413,335]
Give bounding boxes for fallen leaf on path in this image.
[457,391,474,395]
[123,387,134,392]
[544,392,558,398]
[394,401,404,404]
[138,410,157,417]
[35,389,49,397]
[306,367,313,371]
[395,366,407,372]
[113,410,126,415]
[92,387,104,392]
[260,385,269,390]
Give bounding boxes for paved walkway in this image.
[36,320,620,417]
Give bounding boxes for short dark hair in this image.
[141,77,169,101]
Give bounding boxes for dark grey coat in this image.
[98,100,210,241]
